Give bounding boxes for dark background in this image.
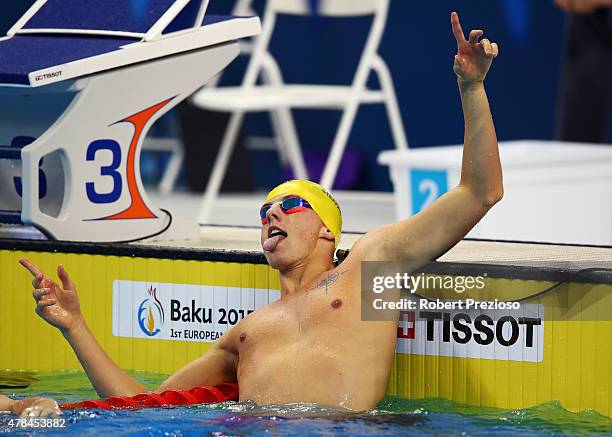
[1,1,574,191]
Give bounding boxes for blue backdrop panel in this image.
[23,0,177,33]
[166,6,239,33]
[164,0,199,33]
[0,1,588,191]
[0,35,137,84]
[201,15,244,26]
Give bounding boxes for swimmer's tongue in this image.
[263,232,287,252]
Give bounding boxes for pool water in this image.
[1,372,610,436]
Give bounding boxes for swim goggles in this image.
[260,197,312,224]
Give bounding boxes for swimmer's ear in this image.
[319,227,335,242]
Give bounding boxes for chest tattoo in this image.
[307,270,348,294]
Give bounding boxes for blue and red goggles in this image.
[260,197,312,224]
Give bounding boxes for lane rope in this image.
[59,382,239,410]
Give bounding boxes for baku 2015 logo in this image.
[138,285,165,336]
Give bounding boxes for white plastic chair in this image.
[207,0,259,88]
[147,0,257,195]
[192,0,408,223]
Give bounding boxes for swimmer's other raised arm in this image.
[19,259,147,398]
[19,259,238,398]
[347,12,503,265]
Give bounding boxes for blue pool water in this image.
[1,372,610,436]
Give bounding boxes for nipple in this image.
[240,333,247,342]
[331,299,343,309]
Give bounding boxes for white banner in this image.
[113,280,544,362]
[396,297,544,362]
[112,280,280,342]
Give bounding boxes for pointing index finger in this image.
[19,258,42,278]
[451,11,466,46]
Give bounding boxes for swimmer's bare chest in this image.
[235,270,357,363]
[223,269,397,408]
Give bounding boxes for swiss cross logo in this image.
[397,311,415,339]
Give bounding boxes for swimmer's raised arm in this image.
[19,259,147,398]
[20,259,238,398]
[348,11,503,265]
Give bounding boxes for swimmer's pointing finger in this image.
[19,258,43,277]
[450,12,466,45]
[19,259,61,294]
[19,259,49,289]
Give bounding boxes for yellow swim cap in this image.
[265,180,342,246]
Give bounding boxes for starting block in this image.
[0,0,260,242]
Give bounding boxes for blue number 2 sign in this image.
[410,169,448,214]
[86,139,122,204]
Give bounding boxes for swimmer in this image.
[0,394,62,417]
[20,12,502,411]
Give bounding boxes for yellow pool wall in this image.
[0,249,610,416]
